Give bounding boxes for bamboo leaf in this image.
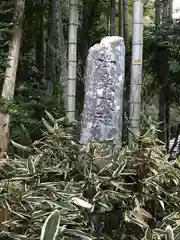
[40,210,60,240]
[145,228,153,240]
[5,232,29,240]
[27,158,35,174]
[55,200,77,211]
[33,154,42,166]
[158,199,165,211]
[166,225,174,240]
[32,210,50,219]
[175,231,180,240]
[42,118,55,133]
[55,116,68,124]
[71,197,93,209]
[11,140,32,152]
[24,196,46,203]
[65,229,92,240]
[45,110,55,123]
[154,228,167,234]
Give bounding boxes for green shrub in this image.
[0,113,180,239]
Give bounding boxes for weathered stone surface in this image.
[169,135,180,158]
[80,36,125,150]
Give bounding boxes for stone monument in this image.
[80,36,125,152]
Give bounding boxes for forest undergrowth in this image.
[0,112,180,240]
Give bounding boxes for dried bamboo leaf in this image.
[11,140,32,152]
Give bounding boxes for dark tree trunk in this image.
[110,0,116,36]
[46,0,57,93]
[77,0,97,116]
[157,43,170,148]
[36,0,44,79]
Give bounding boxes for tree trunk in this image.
[46,0,57,94]
[1,0,25,155]
[157,44,169,147]
[157,0,170,147]
[119,0,124,37]
[122,0,130,144]
[107,3,110,34]
[20,0,34,87]
[67,0,78,121]
[110,0,116,35]
[123,0,129,50]
[155,0,161,26]
[162,0,168,22]
[56,0,67,108]
[129,0,143,146]
[168,0,173,21]
[157,0,171,148]
[77,0,88,116]
[36,0,44,79]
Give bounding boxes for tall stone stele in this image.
[80,36,125,154]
